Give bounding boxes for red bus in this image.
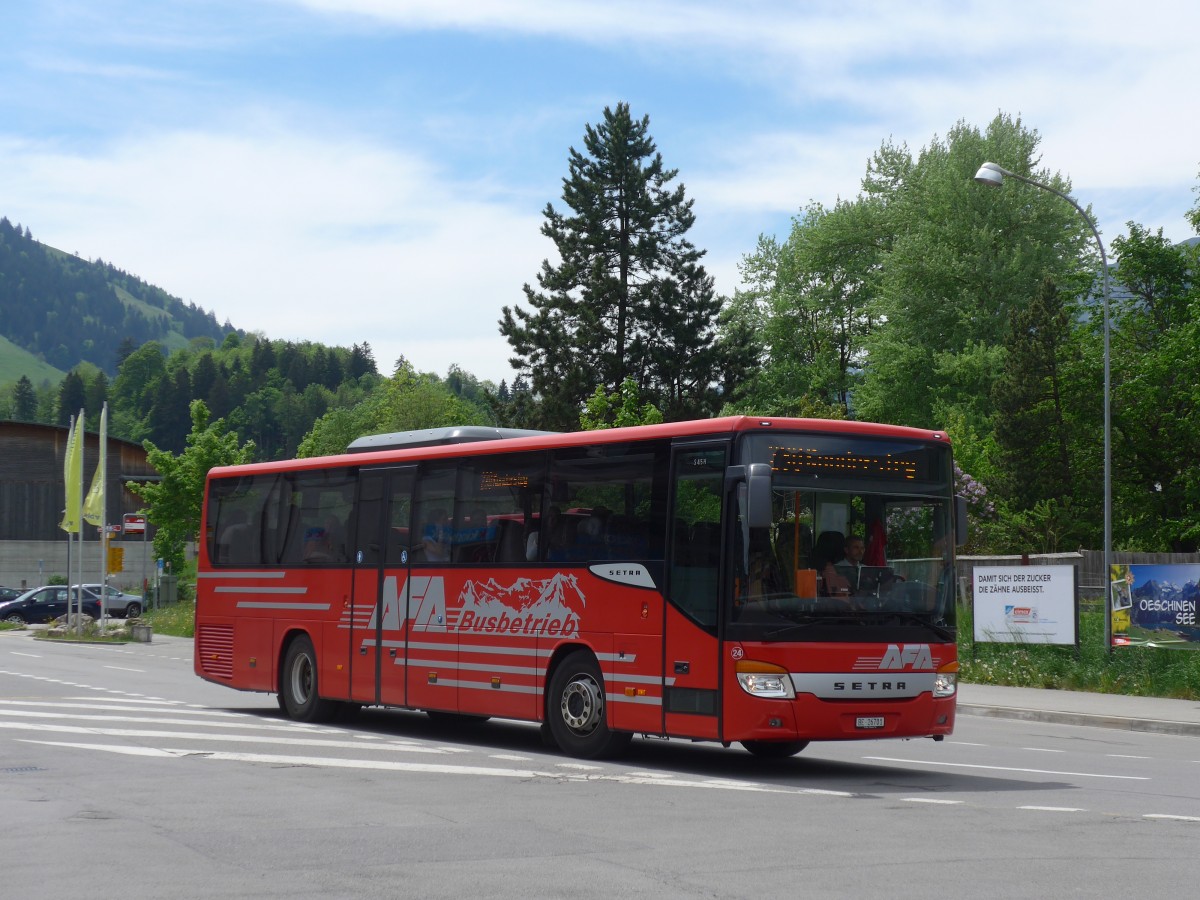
[196,416,963,759]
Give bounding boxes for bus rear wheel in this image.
[546,650,632,759]
[280,634,339,723]
[740,740,809,758]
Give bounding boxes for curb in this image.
[959,703,1200,737]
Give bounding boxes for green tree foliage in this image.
[727,198,882,414]
[720,114,1200,557]
[298,359,489,457]
[987,279,1093,550]
[128,400,256,576]
[500,103,725,428]
[579,377,664,430]
[1106,225,1200,550]
[852,116,1094,430]
[94,335,380,458]
[991,280,1077,506]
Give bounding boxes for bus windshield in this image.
[730,433,956,641]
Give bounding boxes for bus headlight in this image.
[735,661,795,699]
[934,669,957,698]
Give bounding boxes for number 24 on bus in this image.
[196,417,965,759]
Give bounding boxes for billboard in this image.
[1111,563,1200,649]
[973,565,1077,645]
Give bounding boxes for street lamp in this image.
[973,161,1113,649]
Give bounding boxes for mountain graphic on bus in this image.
[456,573,586,636]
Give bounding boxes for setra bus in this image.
[195,416,964,759]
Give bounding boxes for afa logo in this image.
[879,644,934,670]
[363,573,585,637]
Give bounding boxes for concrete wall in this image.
[0,538,156,593]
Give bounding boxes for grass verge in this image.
[141,600,195,638]
[958,605,1200,700]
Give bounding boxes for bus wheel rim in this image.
[560,675,602,734]
[291,655,313,705]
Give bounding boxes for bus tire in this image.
[546,650,632,759]
[280,634,339,723]
[740,740,809,758]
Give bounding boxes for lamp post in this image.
[973,161,1113,649]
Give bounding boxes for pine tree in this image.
[57,370,87,425]
[349,343,376,379]
[500,103,723,429]
[11,375,37,421]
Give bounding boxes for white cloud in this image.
[0,126,546,383]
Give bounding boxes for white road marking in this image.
[19,740,810,793]
[1019,806,1085,812]
[0,721,455,753]
[0,709,342,732]
[490,754,533,761]
[904,798,963,805]
[1022,747,1064,753]
[799,788,853,797]
[0,701,239,717]
[10,652,41,659]
[864,756,1150,781]
[1144,814,1200,822]
[68,697,183,705]
[103,666,146,673]
[1108,754,1151,760]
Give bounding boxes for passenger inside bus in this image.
[835,533,899,596]
[812,530,852,598]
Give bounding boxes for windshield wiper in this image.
[881,610,955,641]
[764,614,857,638]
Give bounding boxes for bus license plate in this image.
[856,716,885,729]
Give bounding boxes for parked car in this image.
[0,586,23,603]
[0,586,102,624]
[74,584,144,619]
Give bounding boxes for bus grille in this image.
[197,624,235,679]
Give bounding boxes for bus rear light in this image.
[492,677,502,689]
[428,672,438,684]
[735,661,795,699]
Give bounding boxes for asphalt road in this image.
[3,632,1200,899]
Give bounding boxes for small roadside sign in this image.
[106,524,123,533]
[123,514,146,534]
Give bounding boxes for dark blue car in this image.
[0,586,102,624]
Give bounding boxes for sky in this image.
[2,1,1197,386]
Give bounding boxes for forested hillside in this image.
[0,216,234,374]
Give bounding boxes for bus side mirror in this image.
[745,464,773,529]
[955,495,968,547]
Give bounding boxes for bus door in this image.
[349,466,416,707]
[663,443,729,741]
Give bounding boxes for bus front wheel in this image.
[740,740,809,758]
[546,650,632,759]
[280,634,339,723]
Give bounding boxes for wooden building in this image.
[0,420,158,541]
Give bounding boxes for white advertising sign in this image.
[972,565,1077,645]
